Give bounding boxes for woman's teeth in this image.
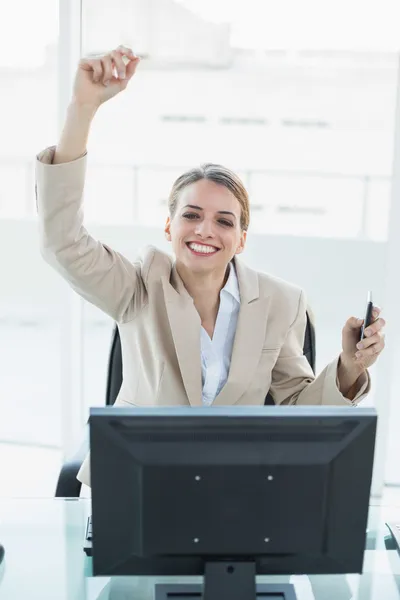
[188,243,218,254]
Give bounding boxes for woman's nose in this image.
[194,220,215,237]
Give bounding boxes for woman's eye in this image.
[182,214,233,227]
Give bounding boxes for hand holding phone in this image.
[360,291,374,341]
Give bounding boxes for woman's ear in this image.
[165,217,172,241]
[235,230,247,254]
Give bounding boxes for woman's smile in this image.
[186,242,220,256]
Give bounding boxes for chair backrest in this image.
[105,311,316,406]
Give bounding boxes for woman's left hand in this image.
[341,306,386,372]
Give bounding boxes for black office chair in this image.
[55,311,316,497]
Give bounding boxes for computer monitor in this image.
[89,406,377,600]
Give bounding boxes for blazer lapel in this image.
[161,266,203,407]
[214,257,271,406]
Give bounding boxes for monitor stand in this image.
[155,561,297,600]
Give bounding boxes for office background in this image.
[1,0,400,497]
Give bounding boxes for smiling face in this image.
[165,179,247,276]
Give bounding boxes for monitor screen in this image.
[89,406,376,582]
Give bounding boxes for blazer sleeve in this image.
[270,290,371,407]
[35,146,145,322]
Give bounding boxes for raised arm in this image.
[36,46,143,322]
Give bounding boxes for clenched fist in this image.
[72,45,141,109]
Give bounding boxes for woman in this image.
[35,46,385,487]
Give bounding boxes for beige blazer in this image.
[35,146,370,487]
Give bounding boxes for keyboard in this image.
[84,516,93,556]
[86,515,92,541]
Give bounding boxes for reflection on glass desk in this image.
[0,499,400,600]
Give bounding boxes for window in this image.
[0,0,61,496]
[248,172,366,238]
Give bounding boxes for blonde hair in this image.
[168,163,250,231]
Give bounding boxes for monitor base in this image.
[155,561,297,600]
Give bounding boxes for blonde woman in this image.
[35,46,385,487]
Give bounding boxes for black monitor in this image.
[89,406,377,600]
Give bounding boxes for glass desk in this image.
[0,498,400,599]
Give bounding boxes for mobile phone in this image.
[360,291,374,341]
